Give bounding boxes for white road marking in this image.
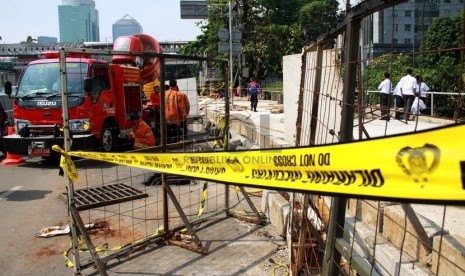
[0,186,22,201]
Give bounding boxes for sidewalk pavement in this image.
[99,215,288,276]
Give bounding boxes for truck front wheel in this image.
[100,122,117,152]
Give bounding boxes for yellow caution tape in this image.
[64,227,167,268]
[212,117,227,149]
[63,245,111,268]
[270,258,289,276]
[63,249,74,267]
[230,185,263,196]
[229,186,264,216]
[198,182,208,218]
[231,186,244,208]
[78,243,109,255]
[53,145,78,183]
[62,124,465,202]
[201,82,226,93]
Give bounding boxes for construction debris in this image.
[35,220,110,238]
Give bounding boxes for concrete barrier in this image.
[431,234,465,275]
[202,98,465,276]
[260,190,290,237]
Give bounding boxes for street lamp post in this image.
[228,0,234,108]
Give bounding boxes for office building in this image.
[37,36,58,44]
[363,0,463,59]
[112,14,143,42]
[58,0,100,43]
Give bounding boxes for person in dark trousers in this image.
[149,85,161,140]
[392,81,404,120]
[247,78,261,112]
[397,68,417,121]
[378,72,392,121]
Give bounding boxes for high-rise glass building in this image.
[362,0,463,59]
[58,0,100,43]
[112,14,143,42]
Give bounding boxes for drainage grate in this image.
[61,183,148,211]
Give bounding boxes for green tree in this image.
[244,0,339,78]
[364,12,464,118]
[422,13,463,67]
[20,35,37,44]
[180,0,340,81]
[298,0,341,43]
[420,11,464,117]
[364,54,413,105]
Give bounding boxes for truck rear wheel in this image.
[100,122,117,152]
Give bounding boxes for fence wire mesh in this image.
[292,1,465,275]
[55,49,270,272]
[46,1,465,275]
[71,159,250,269]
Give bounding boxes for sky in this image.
[0,0,204,44]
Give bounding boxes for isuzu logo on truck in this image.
[37,101,57,106]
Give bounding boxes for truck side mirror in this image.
[83,77,93,93]
[4,81,12,96]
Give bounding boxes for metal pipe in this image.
[229,0,234,108]
[322,13,361,276]
[159,56,169,233]
[59,48,81,273]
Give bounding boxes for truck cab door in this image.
[89,64,111,104]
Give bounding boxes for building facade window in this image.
[405,10,412,16]
[405,24,411,31]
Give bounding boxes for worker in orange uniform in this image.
[176,85,190,140]
[165,80,190,143]
[150,85,161,107]
[149,85,161,139]
[129,113,156,150]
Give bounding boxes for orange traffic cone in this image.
[1,126,25,165]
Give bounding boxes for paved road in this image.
[0,156,288,276]
[0,157,71,275]
[3,109,458,275]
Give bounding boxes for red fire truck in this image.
[2,34,161,158]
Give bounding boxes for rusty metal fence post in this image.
[322,11,361,276]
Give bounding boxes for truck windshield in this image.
[17,62,88,97]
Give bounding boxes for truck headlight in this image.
[15,119,31,133]
[69,119,90,132]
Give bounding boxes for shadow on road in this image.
[16,156,61,169]
[0,189,52,201]
[13,155,116,170]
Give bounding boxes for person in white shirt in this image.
[410,75,429,115]
[397,68,417,120]
[415,75,429,104]
[392,81,404,119]
[378,72,392,121]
